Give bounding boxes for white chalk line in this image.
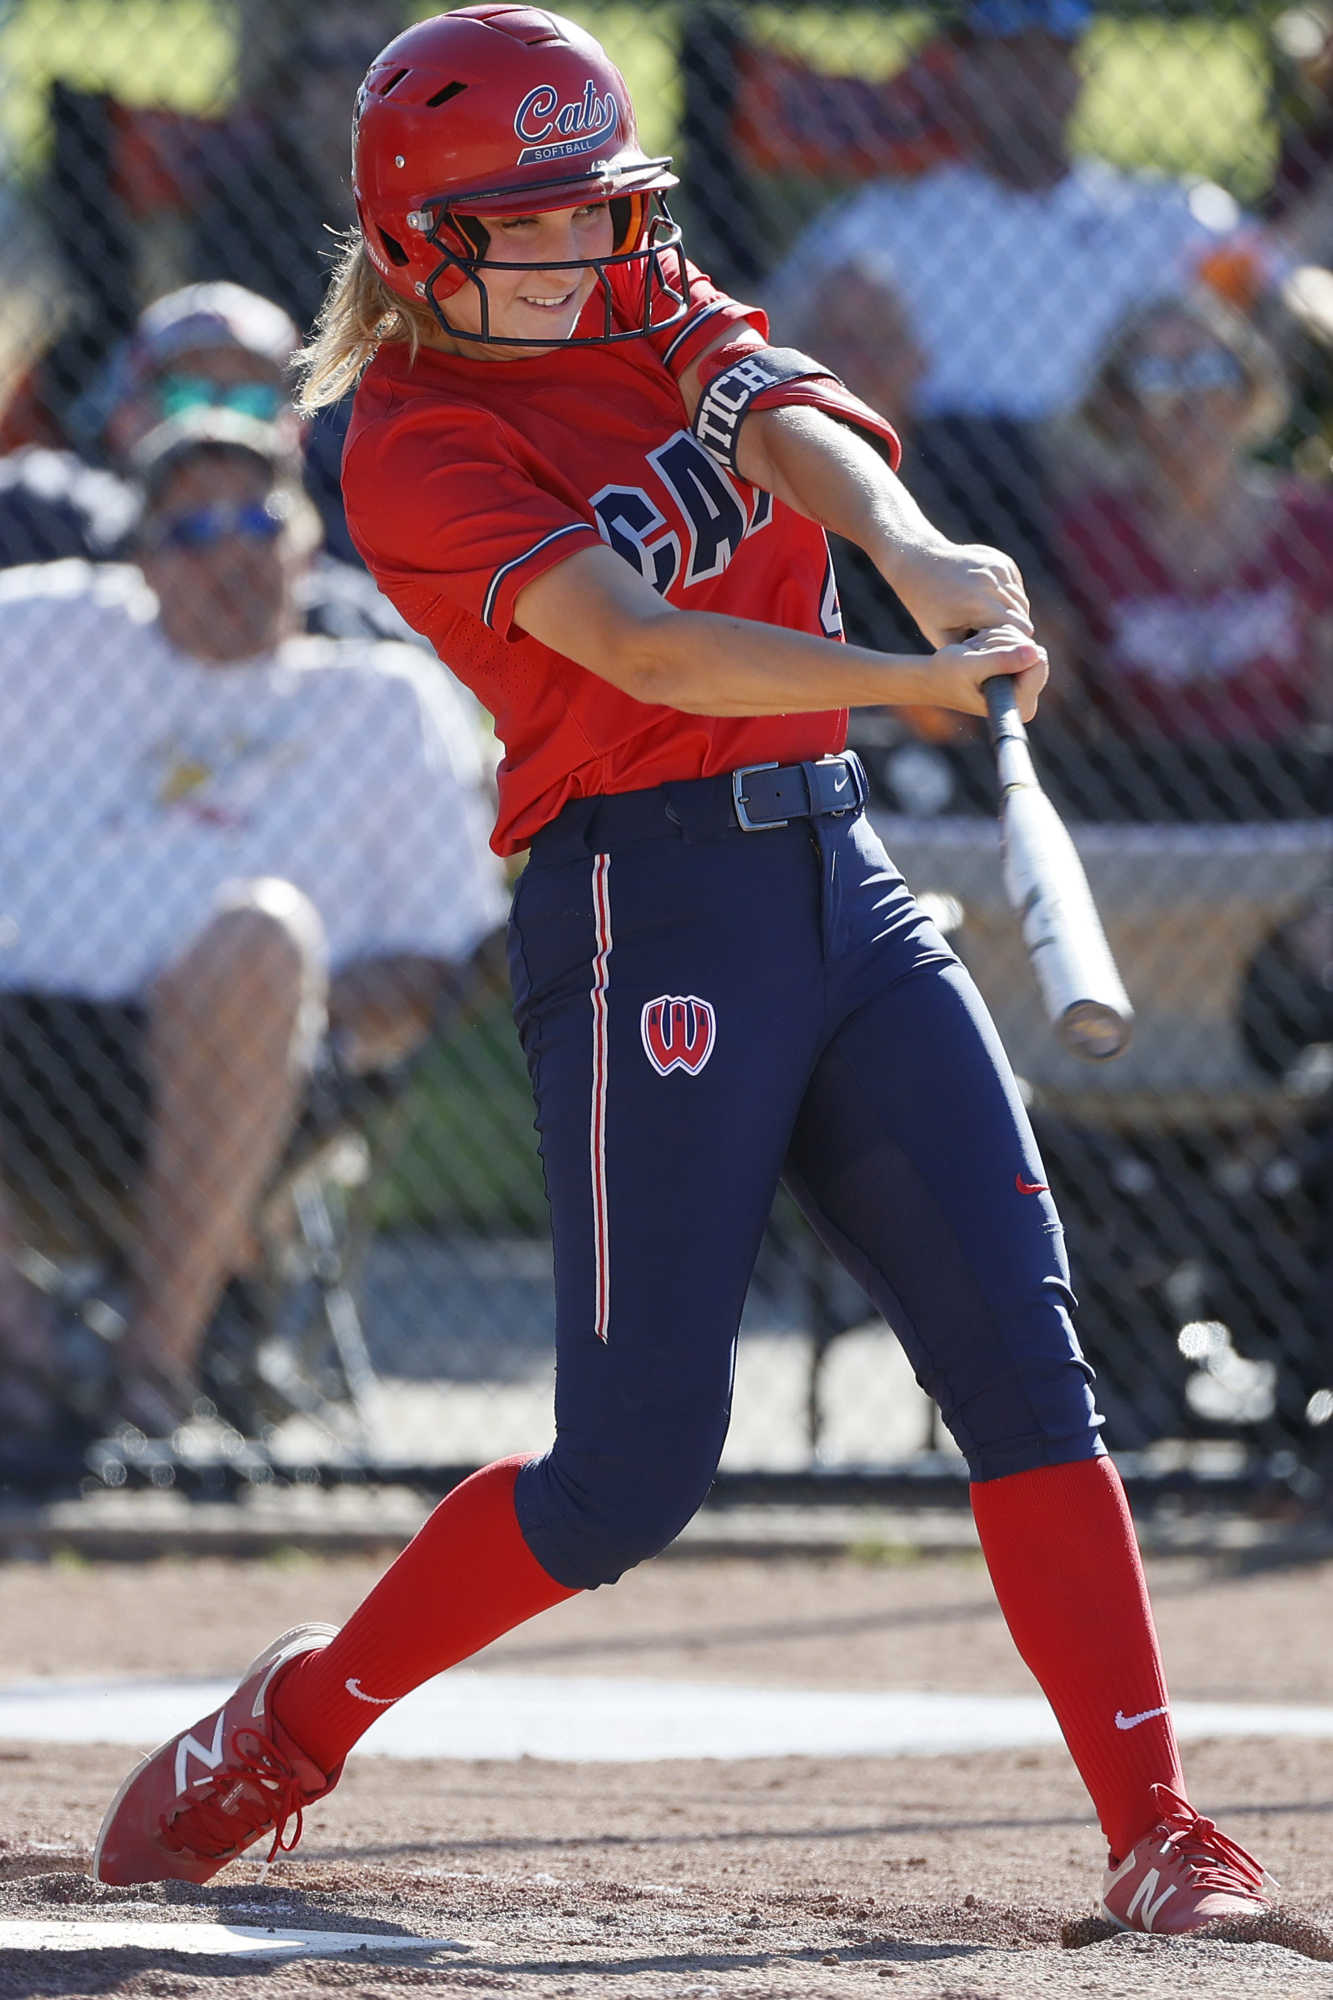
[0,1920,469,1958]
[0,1920,468,1959]
[3,1673,1333,1763]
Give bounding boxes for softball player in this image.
[96,6,1269,1934]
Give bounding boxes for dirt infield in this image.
[5,1737,1333,1997]
[3,1550,1333,1996]
[5,1546,1333,1699]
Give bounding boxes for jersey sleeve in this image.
[690,336,902,473]
[343,402,604,643]
[627,254,768,379]
[629,251,902,470]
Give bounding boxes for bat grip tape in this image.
[982,672,1023,741]
[983,674,1037,793]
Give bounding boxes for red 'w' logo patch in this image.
[641,995,716,1077]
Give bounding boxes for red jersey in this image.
[344,266,873,853]
[1060,481,1333,746]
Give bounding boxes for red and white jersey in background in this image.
[345,262,894,854]
[1060,480,1333,746]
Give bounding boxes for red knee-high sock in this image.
[272,1457,575,1772]
[970,1456,1185,1860]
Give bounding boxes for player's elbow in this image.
[600,610,709,712]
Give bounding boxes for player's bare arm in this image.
[737,404,1033,644]
[512,542,1047,720]
[678,330,1033,651]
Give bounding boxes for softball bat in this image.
[982,674,1133,1062]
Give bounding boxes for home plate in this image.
[0,1920,470,1959]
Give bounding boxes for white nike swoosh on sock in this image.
[345,1678,397,1705]
[1115,1704,1171,1731]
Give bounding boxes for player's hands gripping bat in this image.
[982,674,1133,1061]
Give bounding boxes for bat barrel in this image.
[981,674,1134,1064]
[1059,999,1132,1062]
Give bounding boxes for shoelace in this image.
[1148,1783,1267,1895]
[159,1727,310,1865]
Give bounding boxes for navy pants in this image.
[508,778,1104,1591]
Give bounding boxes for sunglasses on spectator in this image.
[1121,349,1246,399]
[155,375,286,423]
[144,502,288,553]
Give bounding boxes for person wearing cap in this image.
[99,282,299,462]
[0,279,419,634]
[98,279,368,575]
[0,281,295,574]
[766,0,1250,601]
[0,408,507,1439]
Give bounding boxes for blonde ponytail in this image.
[294,233,440,414]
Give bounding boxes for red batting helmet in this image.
[352,5,687,347]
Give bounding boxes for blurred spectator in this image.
[782,255,1078,814]
[97,283,297,462]
[1268,5,1333,268]
[1061,294,1333,765]
[0,188,72,452]
[21,8,397,470]
[0,281,401,623]
[1241,887,1333,1380]
[0,283,292,572]
[782,258,928,454]
[778,258,927,658]
[766,0,1247,597]
[190,5,399,332]
[1243,891,1333,1080]
[1262,9,1333,476]
[0,412,508,1440]
[188,3,404,549]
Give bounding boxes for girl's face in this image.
[436,202,617,354]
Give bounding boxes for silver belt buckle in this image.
[732,761,785,832]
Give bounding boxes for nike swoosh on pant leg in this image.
[1115,1705,1171,1731]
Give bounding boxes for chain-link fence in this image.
[0,0,1329,1491]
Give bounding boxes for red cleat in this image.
[1101,1784,1272,1935]
[94,1624,342,1886]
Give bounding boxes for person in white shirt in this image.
[766,0,1247,596]
[0,409,509,1437]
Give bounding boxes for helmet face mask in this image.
[352,5,688,349]
[415,192,688,348]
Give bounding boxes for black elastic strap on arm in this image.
[691,346,834,476]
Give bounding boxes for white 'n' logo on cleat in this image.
[1124,1868,1176,1932]
[173,1712,227,1797]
